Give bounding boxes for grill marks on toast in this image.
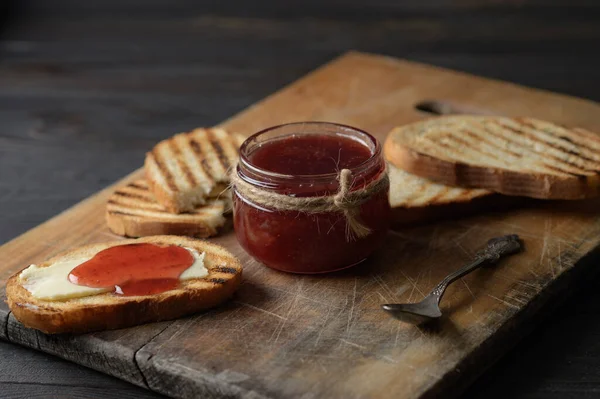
[520,121,594,162]
[112,190,152,203]
[386,116,600,200]
[524,119,600,155]
[468,124,575,177]
[190,129,228,183]
[441,130,506,167]
[106,180,226,221]
[212,266,238,274]
[108,181,167,214]
[463,129,522,161]
[207,129,232,175]
[188,137,215,182]
[174,133,214,196]
[413,184,487,206]
[426,187,451,205]
[490,120,599,176]
[425,123,538,172]
[396,179,427,205]
[145,128,242,213]
[497,119,600,176]
[108,182,163,213]
[572,127,600,149]
[149,148,178,192]
[388,164,491,208]
[519,119,600,165]
[409,117,600,179]
[169,139,198,188]
[205,128,242,181]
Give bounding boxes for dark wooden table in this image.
[1,1,599,398]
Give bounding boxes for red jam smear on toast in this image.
[68,243,194,296]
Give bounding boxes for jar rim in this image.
[238,121,382,182]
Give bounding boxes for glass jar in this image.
[232,122,390,274]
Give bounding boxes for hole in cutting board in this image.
[414,100,496,116]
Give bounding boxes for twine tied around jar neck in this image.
[230,166,389,241]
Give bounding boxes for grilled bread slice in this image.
[106,179,231,238]
[145,128,245,213]
[388,164,501,225]
[6,235,242,334]
[385,116,600,199]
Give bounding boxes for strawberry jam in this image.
[233,122,390,274]
[68,243,194,296]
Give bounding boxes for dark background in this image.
[1,1,599,398]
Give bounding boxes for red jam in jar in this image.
[233,122,390,274]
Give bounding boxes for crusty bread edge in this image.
[7,276,240,334]
[384,138,600,200]
[105,209,224,238]
[6,236,242,334]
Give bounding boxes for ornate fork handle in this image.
[430,234,522,303]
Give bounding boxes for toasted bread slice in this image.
[106,179,231,238]
[6,236,242,334]
[389,164,496,225]
[385,116,600,199]
[145,128,245,213]
[389,164,492,208]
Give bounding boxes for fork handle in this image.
[429,257,487,303]
[429,234,522,304]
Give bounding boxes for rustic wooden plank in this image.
[0,339,165,399]
[463,246,600,399]
[135,203,600,398]
[0,385,161,399]
[6,313,172,389]
[1,52,600,399]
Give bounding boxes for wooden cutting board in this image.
[1,52,600,399]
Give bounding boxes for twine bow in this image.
[231,167,389,241]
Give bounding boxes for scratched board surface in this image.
[1,52,600,399]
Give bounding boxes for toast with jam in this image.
[106,179,231,238]
[144,128,245,213]
[384,116,600,199]
[6,236,242,334]
[387,164,507,226]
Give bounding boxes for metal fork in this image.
[382,234,522,325]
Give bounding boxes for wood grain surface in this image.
[1,51,600,399]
